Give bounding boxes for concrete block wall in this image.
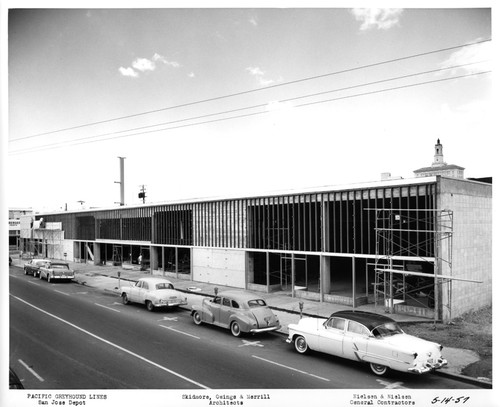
[438,178,492,319]
[192,248,246,288]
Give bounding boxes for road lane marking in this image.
[239,340,264,347]
[251,355,330,382]
[54,290,70,296]
[158,316,179,322]
[94,303,121,313]
[28,281,41,286]
[159,325,200,339]
[11,294,209,389]
[19,359,44,382]
[376,379,408,389]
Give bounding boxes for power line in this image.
[9,70,490,155]
[9,38,491,144]
[9,60,487,155]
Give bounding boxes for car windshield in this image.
[155,283,174,290]
[372,322,404,338]
[248,299,267,308]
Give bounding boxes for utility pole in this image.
[114,156,126,206]
[138,185,147,204]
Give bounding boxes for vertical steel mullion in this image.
[231,200,235,248]
[216,202,220,248]
[302,195,306,251]
[346,192,350,254]
[360,190,364,254]
[268,198,273,250]
[406,187,410,258]
[225,201,229,248]
[287,197,291,250]
[236,200,240,248]
[339,193,343,253]
[352,191,356,254]
[332,193,336,253]
[308,195,312,252]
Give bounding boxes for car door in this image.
[218,297,234,328]
[318,317,345,356]
[342,321,369,361]
[129,281,144,302]
[209,296,222,325]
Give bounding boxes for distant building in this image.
[414,139,465,179]
[8,207,33,248]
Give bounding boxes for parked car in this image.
[121,277,187,311]
[286,310,447,376]
[9,367,24,389]
[191,290,281,337]
[24,259,50,277]
[39,262,75,283]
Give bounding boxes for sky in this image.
[3,4,494,213]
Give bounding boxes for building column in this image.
[94,244,102,265]
[151,246,159,273]
[321,256,331,301]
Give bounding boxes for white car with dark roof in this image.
[287,310,447,376]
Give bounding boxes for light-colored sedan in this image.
[24,259,49,277]
[39,262,75,283]
[191,291,281,337]
[287,310,447,376]
[121,277,188,311]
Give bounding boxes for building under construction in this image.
[19,173,491,322]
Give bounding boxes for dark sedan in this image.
[23,259,49,277]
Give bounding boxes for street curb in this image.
[433,369,492,389]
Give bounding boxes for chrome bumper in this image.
[249,325,281,334]
[408,358,448,374]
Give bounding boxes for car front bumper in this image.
[408,358,448,374]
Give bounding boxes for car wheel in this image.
[294,335,309,354]
[146,300,155,312]
[47,274,51,283]
[370,363,388,376]
[24,268,28,275]
[122,293,129,305]
[39,272,43,280]
[230,321,242,337]
[192,311,202,325]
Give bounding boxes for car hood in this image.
[378,333,441,352]
[250,307,280,328]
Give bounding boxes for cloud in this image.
[439,40,491,74]
[246,66,276,86]
[246,66,265,76]
[119,53,181,78]
[118,67,138,78]
[132,58,156,72]
[153,53,181,68]
[350,8,403,31]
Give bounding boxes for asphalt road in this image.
[9,266,482,391]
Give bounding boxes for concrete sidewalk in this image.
[11,257,491,387]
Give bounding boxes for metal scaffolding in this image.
[372,209,454,322]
